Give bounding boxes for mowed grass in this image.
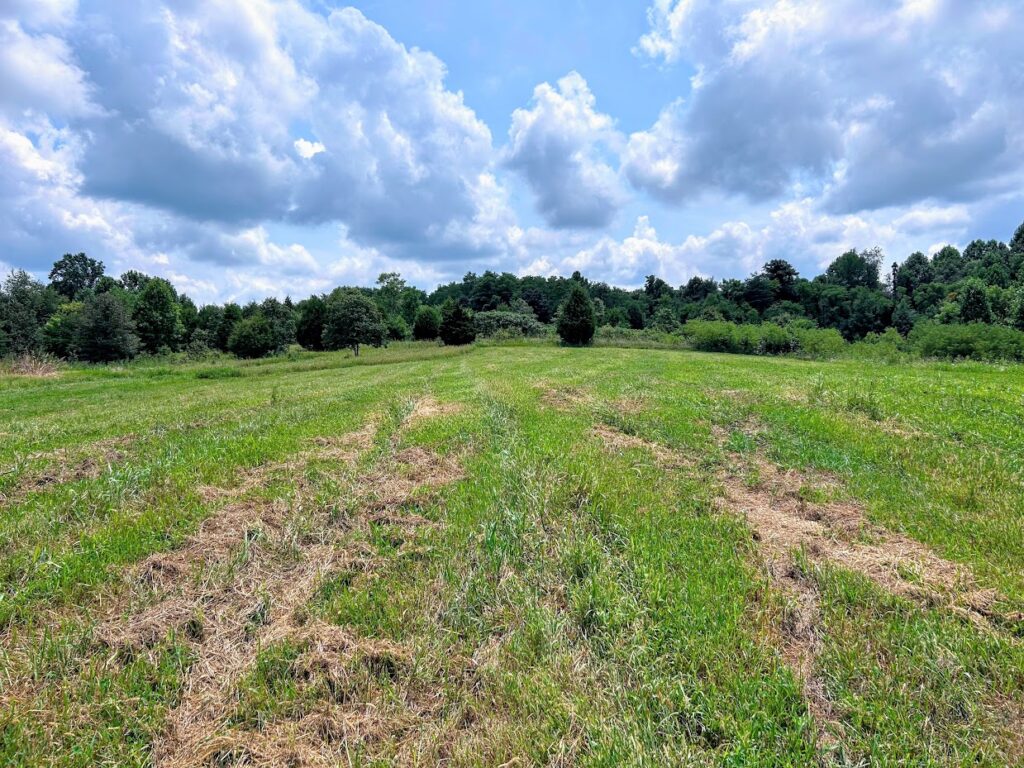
[0,343,1022,766]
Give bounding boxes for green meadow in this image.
[1,343,1022,766]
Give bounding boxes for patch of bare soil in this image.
[591,425,692,469]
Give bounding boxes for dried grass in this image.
[100,422,470,766]
[2,353,62,378]
[536,384,594,412]
[1,436,136,503]
[407,396,464,424]
[716,446,1011,751]
[591,425,692,469]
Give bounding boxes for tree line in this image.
[2,219,1023,363]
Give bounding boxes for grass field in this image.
[1,343,1022,767]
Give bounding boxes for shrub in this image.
[412,305,441,341]
[439,301,476,346]
[557,284,596,345]
[228,315,278,359]
[790,327,847,359]
[682,321,795,355]
[42,302,85,359]
[386,315,410,341]
[909,322,1024,362]
[474,310,546,338]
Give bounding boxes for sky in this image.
[1,0,1022,304]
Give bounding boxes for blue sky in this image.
[1,0,1022,303]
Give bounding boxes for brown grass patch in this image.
[138,437,464,766]
[717,448,1012,752]
[1,353,62,378]
[591,424,692,469]
[721,458,981,609]
[407,396,464,424]
[0,436,136,503]
[536,383,594,411]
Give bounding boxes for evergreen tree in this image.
[556,283,596,345]
[413,305,441,340]
[322,291,387,356]
[892,298,916,336]
[439,301,476,346]
[76,293,139,362]
[0,270,60,354]
[133,278,181,353]
[959,278,993,324]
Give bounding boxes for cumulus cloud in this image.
[630,0,1024,212]
[550,198,975,287]
[0,0,515,285]
[505,72,625,229]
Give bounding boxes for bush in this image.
[412,305,441,341]
[42,302,85,359]
[556,284,596,345]
[386,315,410,341]
[228,315,278,359]
[474,310,546,338]
[909,322,1024,362]
[682,321,796,355]
[790,327,847,359]
[439,301,476,346]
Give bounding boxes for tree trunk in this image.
[352,343,360,357]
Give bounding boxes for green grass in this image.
[1,343,1022,766]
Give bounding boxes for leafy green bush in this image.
[909,322,1024,361]
[790,327,847,359]
[682,321,796,355]
[474,310,546,338]
[228,315,278,359]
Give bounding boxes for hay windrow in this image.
[407,396,465,424]
[712,434,1015,754]
[1,435,137,502]
[122,427,468,766]
[591,424,692,469]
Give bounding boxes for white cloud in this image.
[505,72,625,228]
[631,0,1024,212]
[293,138,325,159]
